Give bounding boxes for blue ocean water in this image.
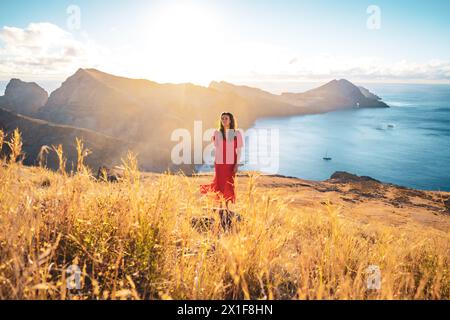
[243,83,450,191]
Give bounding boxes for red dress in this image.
[200,130,243,204]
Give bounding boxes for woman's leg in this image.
[225,200,231,212]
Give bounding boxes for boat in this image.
[323,151,332,161]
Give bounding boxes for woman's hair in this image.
[219,112,237,140]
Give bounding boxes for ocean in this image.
[243,83,450,191]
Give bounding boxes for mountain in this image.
[33,69,306,172]
[209,81,302,117]
[0,69,389,174]
[211,79,388,115]
[37,70,387,143]
[0,79,48,116]
[37,68,255,141]
[358,86,381,100]
[280,79,389,110]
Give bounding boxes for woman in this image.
[200,112,243,211]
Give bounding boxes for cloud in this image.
[0,22,102,79]
[0,22,449,84]
[243,55,450,83]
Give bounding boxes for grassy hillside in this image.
[0,108,182,173]
[0,107,132,171]
[0,130,448,300]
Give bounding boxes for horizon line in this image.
[1,70,450,97]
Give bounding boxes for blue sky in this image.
[1,0,450,84]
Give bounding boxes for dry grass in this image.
[0,130,449,300]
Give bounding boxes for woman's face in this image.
[221,114,231,128]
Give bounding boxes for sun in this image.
[142,3,226,85]
[151,4,216,47]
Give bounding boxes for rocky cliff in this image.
[0,79,48,116]
[280,79,389,110]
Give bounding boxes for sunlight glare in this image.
[143,3,225,84]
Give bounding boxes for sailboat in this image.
[323,151,332,161]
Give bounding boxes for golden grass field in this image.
[0,129,449,300]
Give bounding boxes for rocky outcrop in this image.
[96,165,123,182]
[444,199,450,214]
[0,79,48,116]
[358,86,381,100]
[37,69,144,138]
[328,171,382,184]
[212,78,388,116]
[281,79,389,110]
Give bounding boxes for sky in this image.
[1,0,450,86]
